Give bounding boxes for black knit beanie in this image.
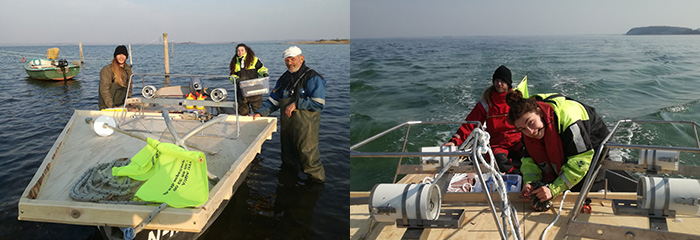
[114,45,129,59]
[492,65,512,87]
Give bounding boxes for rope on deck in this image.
[69,158,155,204]
[70,158,171,240]
[541,190,571,240]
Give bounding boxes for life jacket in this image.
[479,97,520,134]
[451,91,520,147]
[522,93,603,182]
[231,55,267,80]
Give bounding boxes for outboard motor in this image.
[57,59,69,81]
[57,59,69,68]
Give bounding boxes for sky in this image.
[0,0,349,46]
[351,0,700,38]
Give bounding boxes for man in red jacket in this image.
[443,65,523,174]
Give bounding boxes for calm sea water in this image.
[350,35,700,191]
[0,43,349,239]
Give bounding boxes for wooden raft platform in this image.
[350,174,700,240]
[18,110,277,232]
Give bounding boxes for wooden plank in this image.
[351,196,700,239]
[350,203,523,239]
[18,199,207,232]
[21,110,80,201]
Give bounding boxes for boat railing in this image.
[351,121,481,182]
[567,119,700,240]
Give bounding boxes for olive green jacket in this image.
[98,63,132,109]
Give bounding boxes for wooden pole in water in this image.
[128,44,133,66]
[163,33,170,86]
[171,42,174,56]
[79,42,84,63]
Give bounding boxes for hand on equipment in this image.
[229,75,239,83]
[528,181,553,212]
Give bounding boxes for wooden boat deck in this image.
[18,110,276,232]
[350,174,700,240]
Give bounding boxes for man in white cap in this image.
[253,46,327,183]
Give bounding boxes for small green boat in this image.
[24,58,80,81]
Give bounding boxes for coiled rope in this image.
[71,157,169,240]
[70,158,154,204]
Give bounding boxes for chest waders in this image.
[236,93,262,116]
[279,96,324,182]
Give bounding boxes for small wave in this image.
[349,80,378,92]
[351,69,381,79]
[661,105,687,113]
[659,100,698,113]
[355,60,377,69]
[350,112,373,122]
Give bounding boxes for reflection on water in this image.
[24,78,83,106]
[273,165,325,239]
[200,156,325,239]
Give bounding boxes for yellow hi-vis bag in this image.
[112,138,209,208]
[516,76,529,98]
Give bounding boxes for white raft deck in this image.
[18,110,276,232]
[350,174,700,240]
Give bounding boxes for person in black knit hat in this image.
[98,45,133,109]
[444,65,523,175]
[492,65,512,87]
[113,45,128,59]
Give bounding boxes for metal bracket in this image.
[371,205,397,215]
[675,196,700,206]
[648,217,668,232]
[395,209,465,229]
[612,199,676,218]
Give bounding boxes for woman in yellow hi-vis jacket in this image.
[505,90,609,207]
[229,43,269,115]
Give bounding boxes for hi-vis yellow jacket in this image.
[520,93,609,198]
[229,54,268,82]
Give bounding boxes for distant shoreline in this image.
[626,26,700,35]
[283,39,350,44]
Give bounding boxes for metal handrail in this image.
[116,72,241,138]
[350,121,480,157]
[567,119,700,238]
